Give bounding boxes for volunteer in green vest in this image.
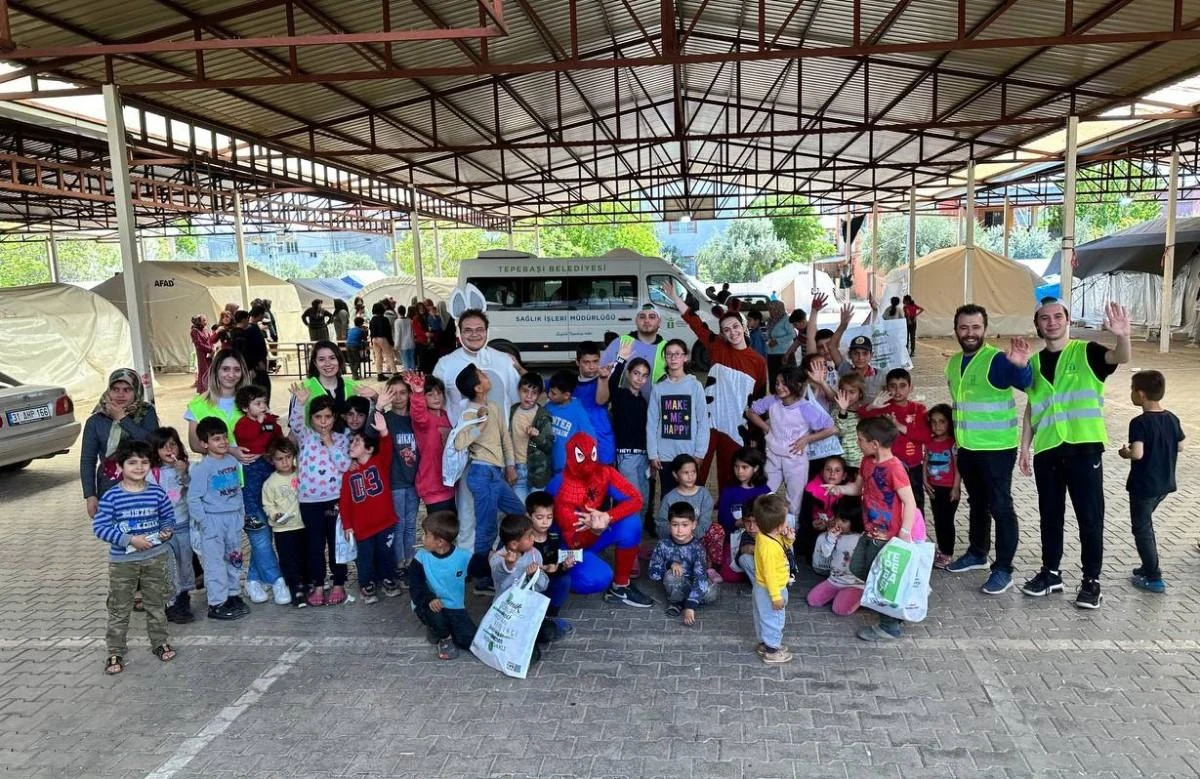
[1019,299,1130,610]
[943,304,1033,596]
[600,303,667,396]
[288,340,376,426]
[185,348,256,461]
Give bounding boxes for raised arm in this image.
[1103,301,1132,365]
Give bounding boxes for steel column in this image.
[432,218,442,277]
[870,201,880,297]
[906,185,917,292]
[1002,193,1011,258]
[102,84,155,402]
[1060,116,1079,313]
[46,224,59,283]
[963,161,975,304]
[389,217,401,276]
[233,190,251,308]
[411,186,425,299]
[534,221,542,256]
[1160,149,1180,353]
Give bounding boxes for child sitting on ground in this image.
[339,408,401,604]
[409,511,476,660]
[714,447,771,582]
[800,456,849,566]
[92,440,177,674]
[528,490,575,637]
[187,417,250,621]
[807,497,865,616]
[648,502,719,625]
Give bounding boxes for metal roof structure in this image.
[4,0,1200,227]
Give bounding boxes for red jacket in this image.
[339,433,396,540]
[233,413,283,455]
[862,400,929,469]
[411,316,428,347]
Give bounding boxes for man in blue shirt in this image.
[943,304,1033,596]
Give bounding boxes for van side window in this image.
[526,278,569,309]
[466,278,522,309]
[569,276,638,309]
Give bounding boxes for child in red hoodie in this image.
[339,410,401,604]
[860,368,930,515]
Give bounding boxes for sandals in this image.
[105,655,124,675]
[153,644,176,662]
[306,588,325,607]
[326,586,347,606]
[133,594,144,612]
[436,638,459,660]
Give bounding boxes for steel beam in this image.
[1060,116,1079,313]
[1161,149,1179,353]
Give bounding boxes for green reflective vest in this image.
[944,344,1019,451]
[1027,340,1107,454]
[187,394,243,445]
[298,375,359,423]
[618,335,667,384]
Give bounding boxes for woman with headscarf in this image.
[332,299,350,342]
[81,369,160,519]
[191,315,215,393]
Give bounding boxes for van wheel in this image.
[688,341,711,373]
[0,460,31,473]
[488,340,523,368]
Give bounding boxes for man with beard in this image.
[600,303,666,396]
[1018,299,1130,610]
[944,304,1032,596]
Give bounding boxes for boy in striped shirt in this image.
[91,440,177,675]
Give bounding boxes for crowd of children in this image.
[94,300,1181,674]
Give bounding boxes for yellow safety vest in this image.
[1027,340,1107,454]
[944,344,1019,451]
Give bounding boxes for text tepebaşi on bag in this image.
[860,537,935,622]
[470,573,550,679]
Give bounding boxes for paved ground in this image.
[2,332,1200,779]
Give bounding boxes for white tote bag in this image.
[334,516,356,565]
[442,415,487,487]
[470,573,550,679]
[860,537,935,622]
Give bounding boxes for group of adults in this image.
[190,300,277,397]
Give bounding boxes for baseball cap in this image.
[849,335,873,352]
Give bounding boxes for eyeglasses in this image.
[461,326,487,335]
[664,351,687,358]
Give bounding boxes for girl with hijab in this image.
[332,299,351,342]
[191,315,215,393]
[81,368,160,518]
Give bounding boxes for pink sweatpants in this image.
[765,450,809,512]
[806,580,863,616]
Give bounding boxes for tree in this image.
[861,215,958,272]
[539,203,661,257]
[695,219,792,283]
[310,251,378,277]
[1044,162,1162,244]
[755,195,835,261]
[977,225,1060,260]
[0,240,52,287]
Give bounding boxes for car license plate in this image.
[8,405,51,425]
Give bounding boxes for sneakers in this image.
[361,585,379,605]
[762,647,793,664]
[603,583,654,608]
[856,623,901,642]
[665,603,682,617]
[436,638,459,660]
[946,552,990,573]
[1130,574,1166,593]
[272,578,292,605]
[549,618,575,641]
[166,592,194,624]
[933,552,952,570]
[1074,578,1103,609]
[245,580,270,604]
[472,579,495,596]
[1020,569,1064,597]
[206,600,242,620]
[227,595,250,616]
[382,579,403,598]
[981,570,1014,595]
[243,516,266,531]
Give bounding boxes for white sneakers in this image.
[272,577,292,605]
[245,579,270,604]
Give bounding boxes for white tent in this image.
[356,275,458,308]
[748,262,838,311]
[882,246,1044,335]
[0,283,133,406]
[92,262,305,372]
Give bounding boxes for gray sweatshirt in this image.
[655,486,715,540]
[187,454,243,523]
[489,547,549,596]
[647,375,711,463]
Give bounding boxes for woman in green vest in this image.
[185,348,255,460]
[290,340,376,425]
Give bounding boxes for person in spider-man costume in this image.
[547,432,655,608]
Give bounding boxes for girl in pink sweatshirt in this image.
[405,371,455,513]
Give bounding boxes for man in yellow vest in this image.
[1019,299,1131,610]
[944,304,1033,596]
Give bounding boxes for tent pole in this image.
[507,208,515,250]
[410,186,425,299]
[46,224,59,283]
[870,201,880,299]
[964,161,975,304]
[1160,149,1180,354]
[233,189,251,309]
[534,220,542,257]
[1002,193,1012,258]
[1060,115,1078,315]
[103,84,154,403]
[907,185,917,294]
[844,207,853,300]
[389,217,400,276]
[432,218,442,277]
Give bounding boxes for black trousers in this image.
[273,528,308,597]
[300,500,347,588]
[1033,446,1105,580]
[906,463,926,518]
[958,447,1020,573]
[413,603,477,649]
[1129,494,1165,580]
[928,485,960,556]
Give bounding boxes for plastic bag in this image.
[442,415,487,487]
[860,537,935,622]
[804,386,844,459]
[470,573,550,679]
[334,516,356,565]
[728,529,745,573]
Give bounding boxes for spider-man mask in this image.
[564,432,601,480]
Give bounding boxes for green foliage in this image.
[1044,162,1162,244]
[976,225,1060,260]
[754,195,835,261]
[695,219,792,283]
[309,251,378,277]
[0,240,52,287]
[861,216,958,272]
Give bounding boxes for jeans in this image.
[400,348,416,370]
[106,555,170,656]
[346,346,363,380]
[1033,446,1105,579]
[356,528,397,588]
[246,525,283,585]
[512,462,530,503]
[751,583,787,649]
[242,457,274,526]
[465,462,527,580]
[412,603,477,649]
[958,447,1019,573]
[164,527,195,596]
[662,570,719,607]
[391,487,420,567]
[616,451,650,511]
[273,528,307,597]
[301,500,347,588]
[928,485,960,556]
[1129,494,1165,579]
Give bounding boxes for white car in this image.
[0,371,80,471]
